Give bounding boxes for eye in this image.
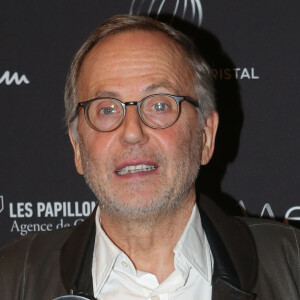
[142,95,175,115]
[153,102,168,112]
[152,101,170,112]
[100,106,117,115]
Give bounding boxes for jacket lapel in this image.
[199,194,258,299]
[212,279,256,300]
[60,206,97,298]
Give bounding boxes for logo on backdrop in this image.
[1,198,96,237]
[0,71,30,86]
[239,200,299,224]
[212,67,260,80]
[129,0,203,27]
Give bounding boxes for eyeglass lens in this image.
[86,95,179,131]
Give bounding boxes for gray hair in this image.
[64,14,216,134]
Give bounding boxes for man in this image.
[0,15,299,300]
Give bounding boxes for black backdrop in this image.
[1,0,299,247]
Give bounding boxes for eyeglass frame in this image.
[73,93,200,132]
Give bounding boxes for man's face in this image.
[70,30,205,221]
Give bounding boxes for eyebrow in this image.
[89,90,121,99]
[87,81,180,101]
[144,82,180,95]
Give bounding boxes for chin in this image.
[100,195,172,218]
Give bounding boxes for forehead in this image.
[77,30,194,100]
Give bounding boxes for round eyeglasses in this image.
[75,94,199,132]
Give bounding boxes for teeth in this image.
[117,164,156,175]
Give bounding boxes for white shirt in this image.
[92,204,213,300]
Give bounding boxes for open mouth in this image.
[116,164,157,176]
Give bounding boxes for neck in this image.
[100,188,196,282]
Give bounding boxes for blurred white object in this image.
[129,0,203,27]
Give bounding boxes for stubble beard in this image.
[79,127,203,228]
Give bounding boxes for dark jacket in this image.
[0,195,299,300]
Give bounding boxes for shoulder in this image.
[0,228,73,283]
[239,217,300,289]
[0,228,74,298]
[239,217,300,252]
[238,218,300,298]
[0,227,73,261]
[241,217,300,244]
[0,227,74,272]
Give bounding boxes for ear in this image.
[201,110,219,165]
[68,128,84,175]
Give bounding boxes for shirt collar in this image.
[92,207,122,295]
[174,204,213,283]
[92,204,213,295]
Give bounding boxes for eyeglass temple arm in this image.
[183,96,200,107]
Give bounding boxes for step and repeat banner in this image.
[0,0,299,247]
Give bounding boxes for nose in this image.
[120,106,148,145]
